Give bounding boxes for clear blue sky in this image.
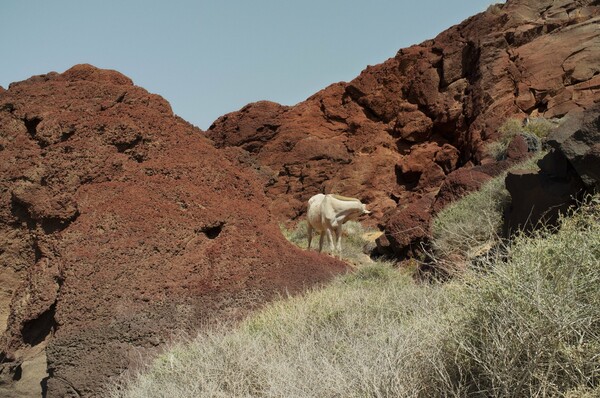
[1,1,501,129]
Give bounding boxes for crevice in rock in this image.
[197,222,225,239]
[22,303,57,347]
[115,92,126,104]
[238,124,279,154]
[462,41,481,85]
[10,194,79,235]
[41,373,49,397]
[344,85,383,123]
[319,99,347,125]
[114,136,142,153]
[60,128,75,143]
[10,197,36,230]
[12,363,22,381]
[1,103,15,113]
[23,117,44,147]
[40,214,80,235]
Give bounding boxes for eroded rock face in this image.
[504,104,600,233]
[206,0,600,255]
[0,64,347,397]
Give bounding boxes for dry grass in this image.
[430,152,544,264]
[486,117,556,160]
[281,220,379,267]
[108,196,600,398]
[456,197,600,396]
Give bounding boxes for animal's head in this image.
[360,203,371,215]
[348,202,371,220]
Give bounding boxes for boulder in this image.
[504,105,600,233]
[381,195,435,258]
[546,105,600,189]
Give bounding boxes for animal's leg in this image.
[335,225,343,258]
[326,228,336,253]
[318,232,325,252]
[307,223,313,250]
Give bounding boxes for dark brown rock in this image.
[506,135,529,160]
[547,104,600,189]
[0,65,348,397]
[504,167,584,234]
[382,196,435,257]
[504,104,600,234]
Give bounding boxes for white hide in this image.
[306,193,370,256]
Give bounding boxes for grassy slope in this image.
[109,175,600,398]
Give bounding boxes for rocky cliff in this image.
[0,65,346,397]
[206,0,600,255]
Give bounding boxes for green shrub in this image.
[499,117,554,142]
[487,117,556,160]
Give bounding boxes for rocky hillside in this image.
[207,0,600,255]
[1,0,599,396]
[0,65,346,397]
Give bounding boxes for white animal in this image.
[306,193,371,256]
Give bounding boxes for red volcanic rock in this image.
[381,196,435,258]
[396,142,447,191]
[506,134,529,160]
[432,168,492,214]
[206,0,600,256]
[0,65,347,397]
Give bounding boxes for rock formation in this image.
[206,0,600,256]
[0,65,346,397]
[1,0,600,396]
[505,104,600,233]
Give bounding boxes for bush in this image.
[431,152,545,264]
[486,117,555,160]
[108,262,464,398]
[454,198,600,396]
[109,196,600,398]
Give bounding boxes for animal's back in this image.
[307,194,326,231]
[330,194,360,202]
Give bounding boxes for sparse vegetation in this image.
[110,193,600,398]
[280,220,379,267]
[430,151,545,265]
[486,116,556,160]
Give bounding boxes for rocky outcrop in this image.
[0,65,347,397]
[206,0,600,256]
[505,104,600,233]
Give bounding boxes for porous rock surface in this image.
[206,0,600,255]
[0,65,346,397]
